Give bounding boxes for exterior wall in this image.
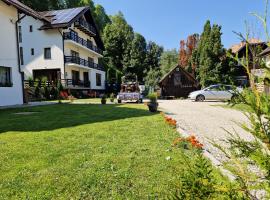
[0,1,23,106]
[90,69,106,90]
[19,16,64,79]
[63,25,105,90]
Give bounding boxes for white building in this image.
[18,6,106,93]
[0,0,42,106]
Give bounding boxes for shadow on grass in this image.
[0,103,157,133]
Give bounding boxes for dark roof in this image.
[38,7,104,50]
[2,0,50,22]
[159,65,198,85]
[259,47,270,57]
[38,7,88,28]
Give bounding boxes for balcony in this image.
[62,79,91,88]
[74,19,96,36]
[64,56,105,71]
[63,32,103,55]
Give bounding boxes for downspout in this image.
[58,29,65,81]
[15,12,26,103]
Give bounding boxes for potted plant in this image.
[147,93,158,112]
[110,93,115,103]
[101,95,107,104]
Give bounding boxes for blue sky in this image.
[93,0,266,50]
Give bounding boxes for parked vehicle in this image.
[117,75,143,103]
[188,84,242,102]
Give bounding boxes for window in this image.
[20,47,24,65]
[44,48,51,59]
[18,26,22,43]
[0,67,12,87]
[29,25,33,32]
[96,73,101,86]
[31,48,34,56]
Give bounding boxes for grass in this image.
[0,103,228,199]
[214,103,252,113]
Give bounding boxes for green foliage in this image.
[145,41,164,71]
[148,92,158,103]
[128,33,147,82]
[169,154,217,200]
[191,20,236,87]
[160,49,179,76]
[103,12,134,82]
[145,67,162,89]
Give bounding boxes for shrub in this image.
[148,92,157,103]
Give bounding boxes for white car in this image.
[188,84,241,102]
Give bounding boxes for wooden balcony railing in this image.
[64,56,105,71]
[63,32,103,55]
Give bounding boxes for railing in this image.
[63,32,103,55]
[61,79,90,88]
[74,19,97,35]
[24,79,91,88]
[64,56,105,71]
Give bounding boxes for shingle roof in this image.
[2,0,50,22]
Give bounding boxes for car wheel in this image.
[196,95,205,102]
[118,100,122,103]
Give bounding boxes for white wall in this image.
[64,26,105,89]
[19,16,64,79]
[90,69,106,90]
[0,1,23,106]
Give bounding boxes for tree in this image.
[160,49,179,76]
[94,5,111,34]
[145,41,163,71]
[103,12,134,82]
[191,20,235,87]
[128,33,147,82]
[144,68,162,90]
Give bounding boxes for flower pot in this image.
[101,99,107,104]
[147,102,158,112]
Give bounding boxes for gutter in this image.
[15,12,26,103]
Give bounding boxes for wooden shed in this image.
[159,65,199,98]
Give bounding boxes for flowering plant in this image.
[172,136,203,150]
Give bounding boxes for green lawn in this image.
[0,104,227,199]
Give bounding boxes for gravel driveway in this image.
[159,100,255,164]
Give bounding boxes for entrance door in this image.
[83,72,90,87]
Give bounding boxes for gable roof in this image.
[2,0,50,22]
[38,7,105,50]
[38,7,88,29]
[230,38,264,54]
[159,65,198,85]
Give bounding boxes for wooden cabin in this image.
[159,65,199,98]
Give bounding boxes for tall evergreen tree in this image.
[191,20,235,87]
